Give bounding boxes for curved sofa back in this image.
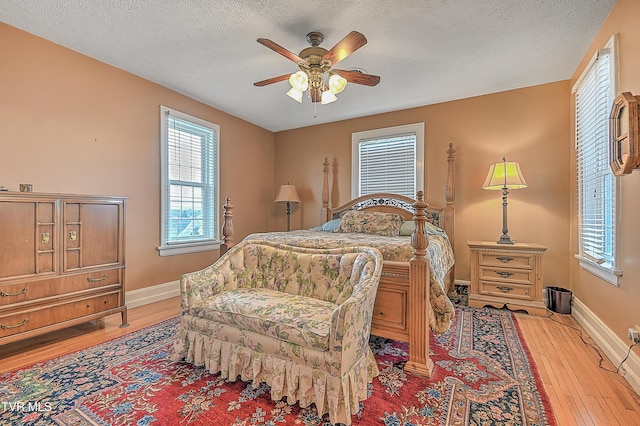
[218,240,382,304]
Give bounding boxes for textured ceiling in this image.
[1,0,615,132]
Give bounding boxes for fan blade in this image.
[322,31,367,65]
[333,69,380,86]
[254,74,291,87]
[257,38,306,65]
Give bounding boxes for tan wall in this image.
[274,81,571,287]
[9,1,635,349]
[569,0,640,349]
[0,23,275,291]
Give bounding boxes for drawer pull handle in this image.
[497,256,514,263]
[494,271,514,278]
[496,286,514,293]
[87,275,108,283]
[1,287,28,297]
[1,318,29,329]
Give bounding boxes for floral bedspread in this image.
[244,230,456,333]
[245,230,454,286]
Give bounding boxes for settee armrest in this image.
[179,258,234,313]
[329,250,383,363]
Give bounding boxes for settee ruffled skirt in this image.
[172,314,379,425]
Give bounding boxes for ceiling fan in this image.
[254,31,380,104]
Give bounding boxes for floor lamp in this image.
[483,157,527,244]
[275,184,301,231]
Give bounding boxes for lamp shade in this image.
[483,159,527,190]
[286,88,303,103]
[321,90,337,105]
[328,73,347,94]
[289,71,309,91]
[274,184,301,203]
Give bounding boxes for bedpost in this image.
[406,191,434,376]
[446,143,456,210]
[220,197,234,256]
[411,190,429,258]
[322,157,331,222]
[444,143,456,293]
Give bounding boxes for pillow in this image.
[399,220,447,237]
[315,218,342,232]
[334,210,404,236]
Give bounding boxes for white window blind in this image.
[574,38,621,284]
[352,123,424,199]
[158,107,220,256]
[359,134,416,197]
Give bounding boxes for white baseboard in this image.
[572,296,640,396]
[125,280,180,309]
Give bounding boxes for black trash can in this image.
[545,286,572,314]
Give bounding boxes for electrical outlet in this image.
[628,327,640,344]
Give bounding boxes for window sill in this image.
[156,240,221,257]
[575,254,622,286]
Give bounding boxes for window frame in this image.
[573,35,622,285]
[157,106,221,257]
[351,123,425,199]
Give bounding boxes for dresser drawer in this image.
[479,280,533,300]
[478,266,534,284]
[478,252,534,268]
[0,291,121,338]
[0,270,122,306]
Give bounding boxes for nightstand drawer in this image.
[478,266,534,284]
[479,252,534,268]
[479,280,533,300]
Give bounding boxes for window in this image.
[573,36,621,285]
[157,106,220,256]
[351,123,424,199]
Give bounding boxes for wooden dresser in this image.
[468,241,547,316]
[0,192,128,345]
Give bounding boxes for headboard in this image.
[322,143,456,249]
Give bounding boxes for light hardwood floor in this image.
[517,311,640,425]
[1,297,639,425]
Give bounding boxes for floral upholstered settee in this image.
[171,240,384,425]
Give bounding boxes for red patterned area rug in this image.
[0,306,557,425]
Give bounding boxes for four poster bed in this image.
[219,143,456,376]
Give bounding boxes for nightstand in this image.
[468,241,547,316]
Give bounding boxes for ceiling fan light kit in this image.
[255,31,380,105]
